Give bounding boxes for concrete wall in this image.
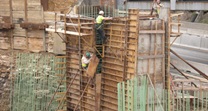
[123,1,208,10]
[171,22,208,50]
[171,22,208,75]
[171,58,208,74]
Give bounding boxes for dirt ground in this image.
[0,50,13,111]
[179,11,208,23]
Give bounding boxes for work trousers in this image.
[97,28,106,44]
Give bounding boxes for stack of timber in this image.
[0,16,13,49]
[0,0,12,49]
[0,0,50,52]
[13,0,46,52]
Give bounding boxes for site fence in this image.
[10,53,66,111]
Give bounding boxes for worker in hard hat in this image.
[96,10,112,44]
[153,0,164,17]
[81,52,92,69]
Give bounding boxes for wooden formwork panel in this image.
[126,9,139,79]
[0,11,10,16]
[0,0,48,52]
[0,1,12,50]
[12,0,25,11]
[0,31,10,37]
[101,9,139,111]
[27,11,44,23]
[13,24,26,36]
[0,0,9,4]
[65,17,96,111]
[138,20,165,84]
[0,37,10,49]
[27,30,43,38]
[13,37,27,49]
[0,0,10,16]
[28,38,44,52]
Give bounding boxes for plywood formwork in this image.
[45,14,98,110]
[51,8,166,111]
[100,9,166,111]
[65,16,96,111]
[0,0,11,16]
[13,0,46,52]
[100,9,139,111]
[138,19,165,86]
[0,0,12,49]
[0,0,48,52]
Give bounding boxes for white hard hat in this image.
[99,10,104,15]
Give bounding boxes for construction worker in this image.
[152,0,164,17]
[81,52,92,69]
[96,10,112,44]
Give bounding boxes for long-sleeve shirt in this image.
[81,56,91,65]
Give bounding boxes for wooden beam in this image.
[45,28,91,36]
[170,13,184,17]
[95,74,102,111]
[139,30,165,34]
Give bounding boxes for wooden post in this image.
[24,0,29,50]
[165,8,171,111]
[95,74,102,111]
[159,7,171,111]
[9,0,13,50]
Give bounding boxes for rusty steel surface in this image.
[20,23,49,30]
